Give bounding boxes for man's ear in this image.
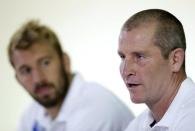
[169,48,185,72]
[63,52,71,75]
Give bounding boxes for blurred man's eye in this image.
[41,59,50,67]
[19,67,31,75]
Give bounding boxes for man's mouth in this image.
[34,86,51,96]
[126,83,140,88]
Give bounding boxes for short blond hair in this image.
[8,20,63,67]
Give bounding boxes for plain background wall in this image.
[0,0,194,130]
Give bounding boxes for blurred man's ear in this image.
[63,52,72,76]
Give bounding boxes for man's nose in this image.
[32,68,45,83]
[120,59,136,78]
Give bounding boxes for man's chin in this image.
[130,96,144,104]
[34,96,59,108]
[39,100,59,108]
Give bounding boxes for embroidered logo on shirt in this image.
[33,121,46,131]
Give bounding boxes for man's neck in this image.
[46,101,63,120]
[148,73,186,122]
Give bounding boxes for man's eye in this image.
[138,54,144,59]
[41,59,50,67]
[135,53,145,60]
[120,55,125,59]
[118,53,125,60]
[20,67,31,75]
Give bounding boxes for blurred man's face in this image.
[118,24,173,106]
[12,42,68,108]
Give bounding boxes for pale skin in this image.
[12,42,71,119]
[118,22,186,122]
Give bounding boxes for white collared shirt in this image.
[17,73,134,131]
[125,77,195,131]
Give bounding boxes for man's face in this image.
[118,24,173,106]
[12,42,68,108]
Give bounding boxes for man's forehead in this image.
[120,23,157,42]
[12,46,53,67]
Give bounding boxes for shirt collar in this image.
[55,73,85,122]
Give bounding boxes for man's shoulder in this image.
[17,100,44,131]
[81,81,129,110]
[65,81,134,131]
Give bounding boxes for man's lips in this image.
[126,83,141,88]
[35,86,51,95]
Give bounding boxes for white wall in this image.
[0,0,194,130]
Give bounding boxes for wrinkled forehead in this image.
[118,24,161,57]
[119,23,157,44]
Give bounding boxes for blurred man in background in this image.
[8,20,134,131]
